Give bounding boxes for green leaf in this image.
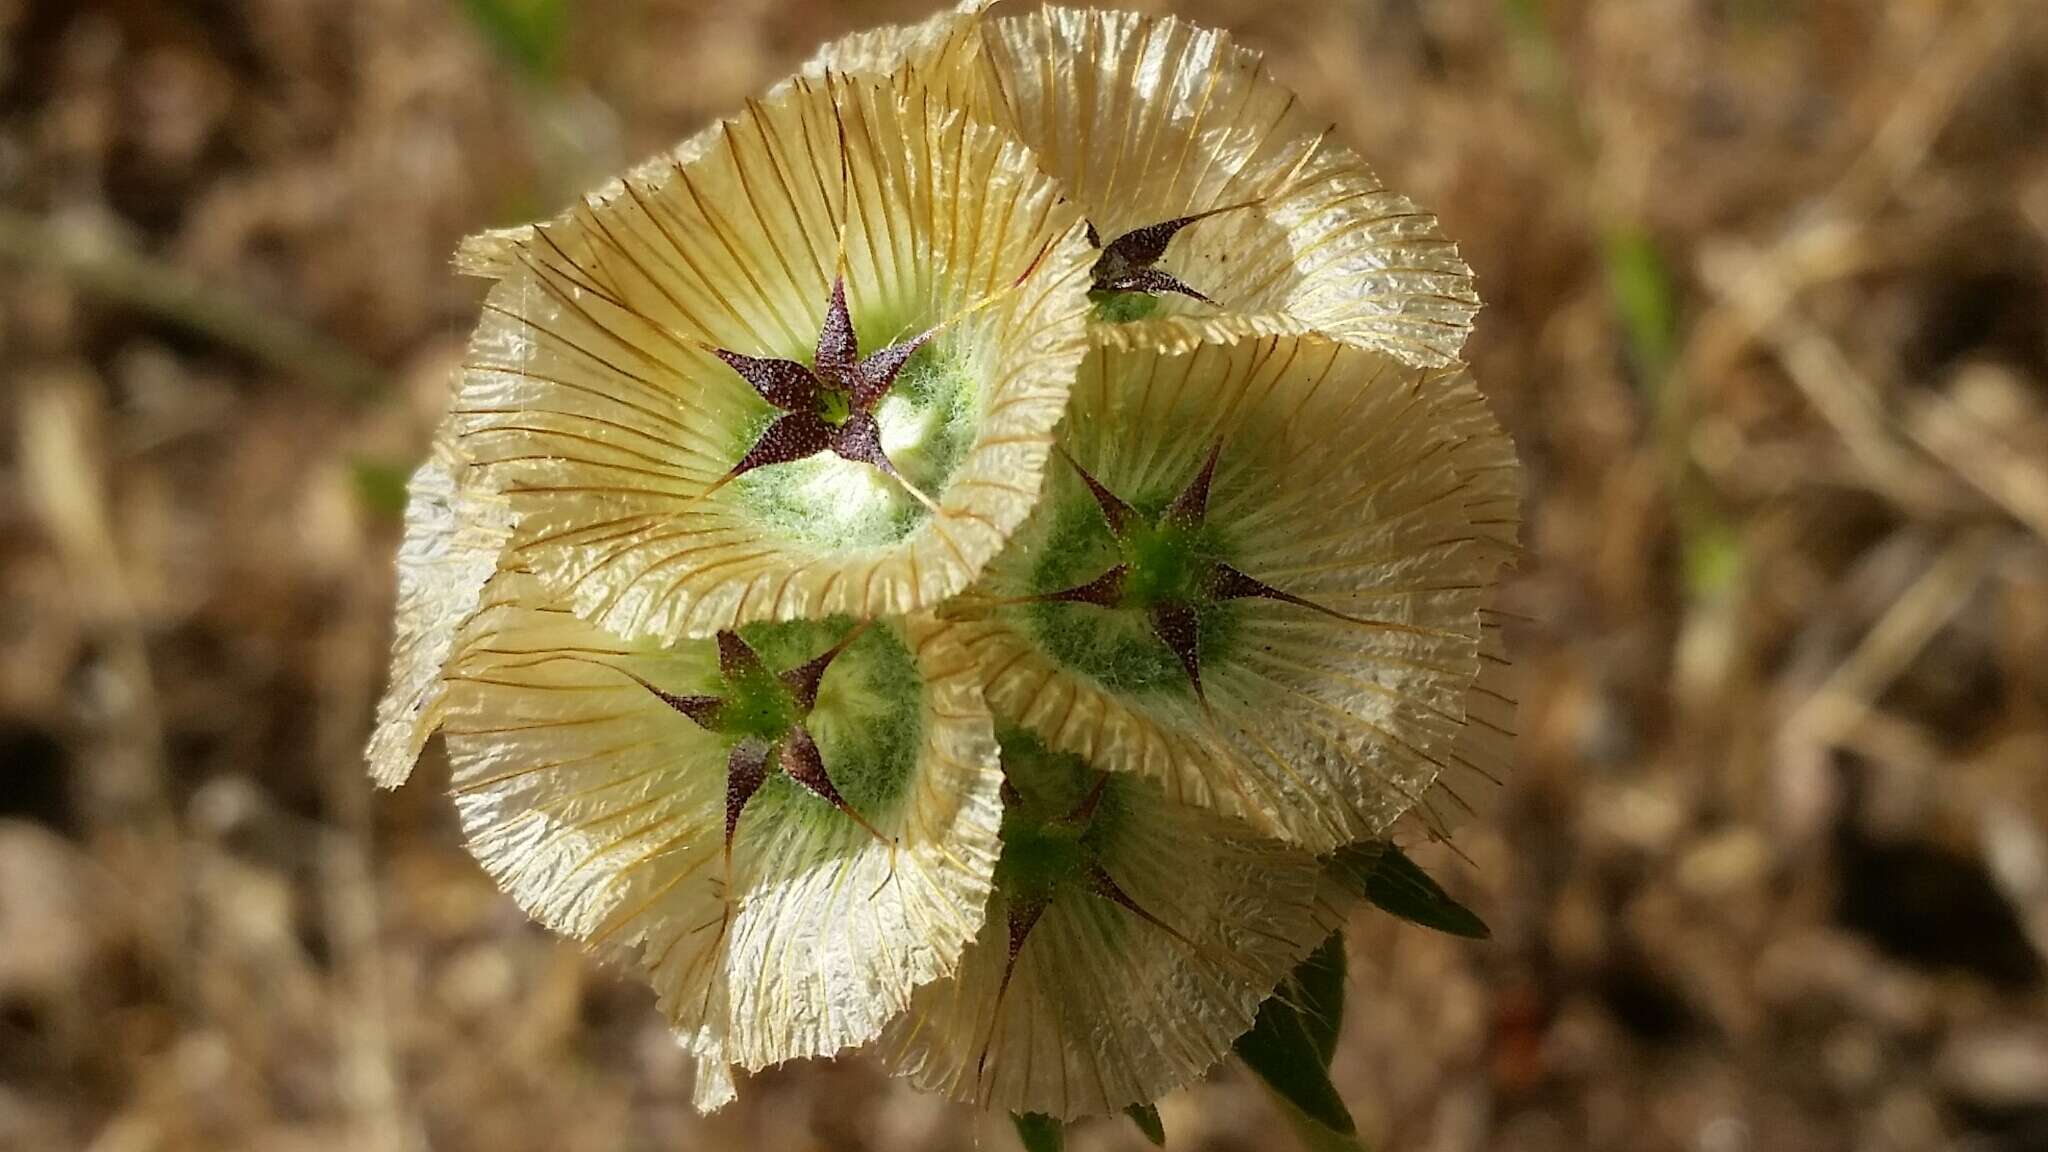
[1124,1103,1166,1146]
[1263,1085,1376,1152]
[460,0,569,82]
[1011,1112,1063,1152]
[1235,948,1357,1137]
[1291,934,1348,1066]
[1330,843,1490,940]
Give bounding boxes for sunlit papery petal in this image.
[966,6,1478,367]
[452,75,1091,643]
[439,573,1002,1104]
[454,121,730,282]
[880,731,1336,1118]
[1432,609,1516,827]
[1401,374,1523,838]
[692,1058,738,1113]
[364,434,513,787]
[939,336,1521,850]
[792,0,992,106]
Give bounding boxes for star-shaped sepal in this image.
[628,625,889,865]
[703,279,943,505]
[702,239,1058,507]
[996,439,1369,713]
[970,766,1236,1098]
[1086,201,1261,304]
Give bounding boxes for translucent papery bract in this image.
[1410,606,1517,839]
[365,433,514,787]
[439,572,1002,1106]
[454,122,724,281]
[1399,372,1523,840]
[789,0,991,106]
[939,336,1521,851]
[881,731,1335,1119]
[453,74,1092,643]
[966,5,1477,367]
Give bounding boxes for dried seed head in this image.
[881,729,1334,1118]
[939,336,1521,850]
[365,0,1527,1120]
[450,75,1091,644]
[438,574,1002,1108]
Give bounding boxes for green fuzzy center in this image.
[995,823,1088,907]
[816,388,854,426]
[734,616,925,822]
[709,663,797,743]
[727,336,981,552]
[1089,290,1160,323]
[1017,484,1245,697]
[1119,521,1208,607]
[992,727,1123,905]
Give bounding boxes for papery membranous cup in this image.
[935,335,1518,850]
[881,727,1339,1118]
[435,571,1002,1107]
[453,74,1092,643]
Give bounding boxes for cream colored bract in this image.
[455,74,1091,643]
[792,0,991,106]
[882,730,1335,1118]
[970,6,1479,365]
[366,433,513,787]
[937,335,1520,850]
[439,573,1002,1102]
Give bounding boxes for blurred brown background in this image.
[3,1,2047,1149]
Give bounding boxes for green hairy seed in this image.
[1088,289,1161,323]
[993,823,1088,908]
[1118,521,1208,607]
[708,659,799,742]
